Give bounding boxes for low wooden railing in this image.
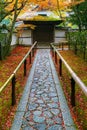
[50,43,87,107]
[0,41,37,105]
[58,40,68,50]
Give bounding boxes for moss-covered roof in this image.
[23,20,63,25]
[18,10,63,24]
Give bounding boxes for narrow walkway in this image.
[11,49,76,130]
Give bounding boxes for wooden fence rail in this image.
[50,43,87,107]
[0,41,37,105]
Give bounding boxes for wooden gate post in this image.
[29,52,31,64]
[55,51,57,64]
[32,48,34,57]
[12,75,16,106]
[71,78,75,107]
[24,59,27,76]
[59,59,62,76]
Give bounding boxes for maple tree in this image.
[66,0,87,31]
[0,0,85,57]
[0,0,29,56]
[0,0,28,23]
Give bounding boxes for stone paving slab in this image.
[11,49,76,130]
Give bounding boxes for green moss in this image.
[26,15,60,21]
[0,82,3,88]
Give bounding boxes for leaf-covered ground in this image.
[0,46,87,130]
[54,49,87,130]
[0,45,35,130]
[0,46,30,88]
[60,50,87,86]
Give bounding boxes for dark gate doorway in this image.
[33,24,54,44]
[23,20,63,47]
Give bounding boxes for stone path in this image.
[11,49,76,130]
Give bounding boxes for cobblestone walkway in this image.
[11,49,76,130]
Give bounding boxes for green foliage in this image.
[0,33,10,60]
[67,1,87,31]
[66,30,87,60]
[0,0,28,47]
[0,1,9,23]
